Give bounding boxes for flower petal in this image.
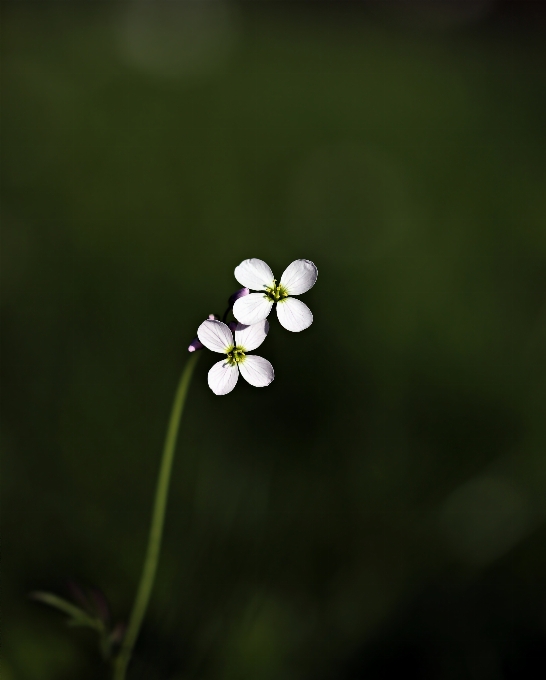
[197,319,233,353]
[234,258,275,290]
[208,359,239,395]
[234,319,269,352]
[276,297,313,332]
[279,259,318,295]
[233,293,273,325]
[239,355,274,388]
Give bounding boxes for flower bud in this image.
[228,287,249,307]
[188,338,204,352]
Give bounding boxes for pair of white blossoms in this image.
[197,258,318,395]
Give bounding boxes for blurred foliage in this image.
[2,2,546,679]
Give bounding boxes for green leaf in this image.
[29,591,101,631]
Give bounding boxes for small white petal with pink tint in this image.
[208,360,239,395]
[238,355,274,387]
[279,259,318,295]
[276,297,313,333]
[232,293,273,326]
[234,320,269,352]
[234,258,275,290]
[197,320,234,353]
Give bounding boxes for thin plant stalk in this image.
[113,353,199,680]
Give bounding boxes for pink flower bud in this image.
[228,287,249,307]
[188,338,204,352]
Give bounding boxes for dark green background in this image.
[2,2,546,678]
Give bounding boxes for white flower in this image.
[232,259,318,332]
[197,318,274,395]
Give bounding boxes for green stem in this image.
[113,353,199,680]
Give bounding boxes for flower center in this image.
[226,345,246,367]
[264,280,289,303]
